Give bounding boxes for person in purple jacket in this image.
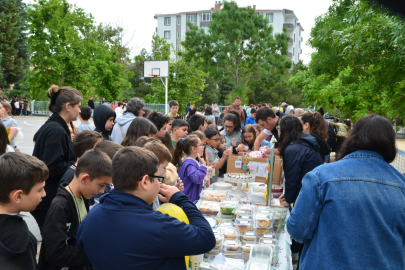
[173,135,207,202]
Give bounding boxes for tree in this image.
[195,76,220,107]
[0,0,29,89]
[181,1,291,103]
[291,0,405,121]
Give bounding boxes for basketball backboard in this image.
[143,60,169,78]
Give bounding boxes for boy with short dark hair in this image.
[189,114,207,132]
[147,111,169,139]
[59,130,103,185]
[219,107,226,125]
[38,150,112,270]
[77,106,95,132]
[93,140,124,160]
[77,146,215,270]
[204,128,231,183]
[187,103,196,121]
[245,108,257,125]
[171,119,189,147]
[168,100,181,119]
[0,152,49,270]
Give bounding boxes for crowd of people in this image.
[0,85,405,270]
[1,95,30,116]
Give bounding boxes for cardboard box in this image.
[227,154,283,185]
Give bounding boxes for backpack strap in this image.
[119,124,125,139]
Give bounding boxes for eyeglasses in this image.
[224,125,235,129]
[196,143,205,147]
[211,138,220,142]
[149,175,165,183]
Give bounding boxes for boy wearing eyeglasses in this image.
[204,128,231,184]
[77,146,215,270]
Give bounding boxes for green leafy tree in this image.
[291,0,405,121]
[195,76,220,107]
[0,0,29,89]
[181,1,291,103]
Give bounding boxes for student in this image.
[93,104,116,141]
[254,107,285,153]
[189,114,207,132]
[168,100,181,119]
[220,111,242,149]
[174,135,207,202]
[147,111,168,139]
[0,102,18,128]
[32,85,82,230]
[121,117,157,146]
[171,119,189,147]
[245,108,257,125]
[253,124,262,137]
[204,106,216,126]
[0,122,18,155]
[217,135,228,177]
[59,130,103,185]
[115,102,124,119]
[0,152,48,270]
[166,116,174,133]
[219,107,226,126]
[236,124,272,151]
[77,147,215,269]
[38,151,112,270]
[143,141,184,210]
[187,102,196,121]
[204,128,231,184]
[94,140,124,160]
[192,130,207,145]
[111,98,145,144]
[77,106,95,132]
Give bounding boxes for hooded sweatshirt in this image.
[110,112,136,144]
[0,214,37,270]
[37,184,89,270]
[282,132,323,204]
[93,105,116,141]
[33,113,76,214]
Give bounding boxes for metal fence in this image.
[392,149,405,175]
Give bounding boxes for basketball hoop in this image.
[149,74,158,78]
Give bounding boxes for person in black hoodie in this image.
[38,150,112,270]
[32,85,82,230]
[277,115,323,270]
[0,152,49,270]
[300,112,331,162]
[93,104,116,141]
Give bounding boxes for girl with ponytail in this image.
[32,85,83,230]
[174,135,207,202]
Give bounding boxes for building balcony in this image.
[283,23,294,32]
[288,38,293,45]
[287,52,292,59]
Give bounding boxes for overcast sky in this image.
[32,0,333,64]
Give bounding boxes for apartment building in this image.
[154,2,304,63]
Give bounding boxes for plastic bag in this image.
[14,127,24,145]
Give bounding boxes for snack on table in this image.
[223,239,241,252]
[248,151,264,158]
[260,233,276,240]
[198,201,220,215]
[256,206,273,214]
[218,220,234,227]
[220,200,238,215]
[216,213,235,225]
[202,190,228,202]
[235,219,252,232]
[255,226,271,235]
[254,213,273,228]
[221,227,239,239]
[224,173,255,183]
[236,204,256,214]
[242,243,254,253]
[214,233,223,245]
[240,231,256,242]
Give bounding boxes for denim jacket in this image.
[287,150,405,270]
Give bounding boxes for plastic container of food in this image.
[240,231,256,242]
[223,239,242,253]
[202,190,228,202]
[235,214,253,221]
[221,226,239,239]
[237,204,256,214]
[216,213,235,225]
[233,210,251,218]
[256,206,273,214]
[259,233,276,240]
[254,213,273,228]
[259,238,278,247]
[250,245,274,262]
[214,233,223,245]
[242,242,255,253]
[220,200,239,215]
[199,262,220,270]
[198,201,221,215]
[218,220,234,228]
[235,219,253,232]
[254,226,272,235]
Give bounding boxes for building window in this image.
[164,31,171,39]
[164,17,171,26]
[168,44,171,52]
[266,13,273,23]
[202,12,212,21]
[177,17,181,25]
[293,48,295,56]
[294,34,295,42]
[177,31,181,38]
[156,27,157,33]
[202,26,209,34]
[187,15,197,23]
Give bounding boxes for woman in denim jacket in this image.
[287,114,405,270]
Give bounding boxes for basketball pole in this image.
[160,77,168,115]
